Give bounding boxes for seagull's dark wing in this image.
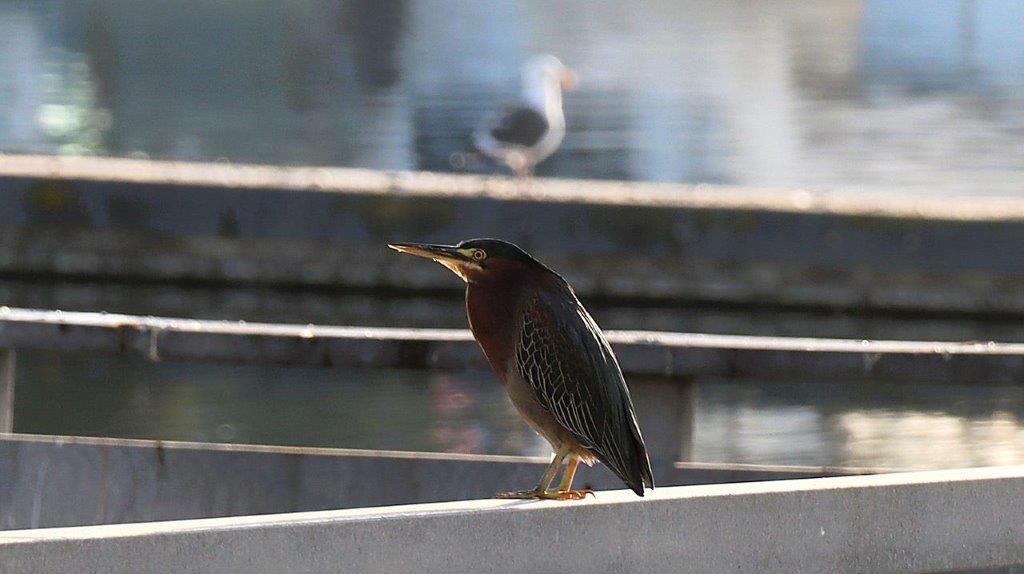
[490,106,549,147]
[515,286,654,495]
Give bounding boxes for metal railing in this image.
[2,305,1023,465]
[2,307,1023,371]
[0,349,12,433]
[0,433,874,531]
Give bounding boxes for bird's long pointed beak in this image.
[388,242,464,262]
[389,242,474,282]
[560,68,579,91]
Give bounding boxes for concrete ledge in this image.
[4,155,1024,316]
[1,465,1021,573]
[7,154,1024,220]
[2,307,1024,382]
[0,434,868,530]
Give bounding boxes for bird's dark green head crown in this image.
[456,238,544,267]
[388,238,552,283]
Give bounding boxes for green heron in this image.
[389,238,653,500]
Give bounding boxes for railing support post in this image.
[0,349,14,433]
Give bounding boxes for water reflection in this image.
[2,1,1023,195]
[695,379,1024,468]
[13,351,1024,469]
[14,351,551,457]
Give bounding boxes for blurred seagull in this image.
[473,55,578,179]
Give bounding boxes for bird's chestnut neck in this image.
[463,260,562,378]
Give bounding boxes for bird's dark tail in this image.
[629,439,654,497]
[623,412,654,496]
[604,425,654,497]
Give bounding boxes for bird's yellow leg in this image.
[539,456,594,500]
[496,453,594,501]
[495,450,565,499]
[558,456,580,491]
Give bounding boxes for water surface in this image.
[1,1,1023,196]
[14,351,1024,470]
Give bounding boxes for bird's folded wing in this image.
[515,288,649,485]
[488,106,549,147]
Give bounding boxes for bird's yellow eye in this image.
[471,249,487,261]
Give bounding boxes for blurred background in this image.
[2,0,1023,193]
[1,0,1023,486]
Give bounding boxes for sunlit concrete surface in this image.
[1,466,1021,574]
[0,433,865,531]
[4,155,1024,316]
[7,154,1024,219]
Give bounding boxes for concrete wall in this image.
[1,465,1021,573]
[3,155,1024,316]
[0,434,855,531]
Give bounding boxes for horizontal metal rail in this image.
[0,433,872,531]
[1,464,1021,573]
[0,307,1022,382]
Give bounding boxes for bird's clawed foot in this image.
[494,488,594,501]
[495,489,544,500]
[545,489,594,501]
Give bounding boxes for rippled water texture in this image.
[1,0,1022,196]
[14,352,1024,470]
